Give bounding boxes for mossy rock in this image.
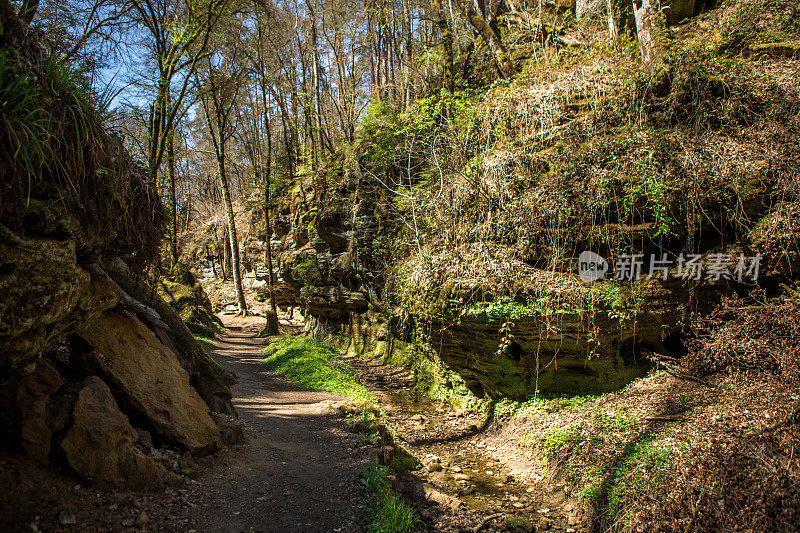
[157,279,223,337]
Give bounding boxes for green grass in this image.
[607,437,672,521]
[358,463,418,533]
[541,425,584,461]
[263,336,376,402]
[496,393,600,420]
[194,335,215,353]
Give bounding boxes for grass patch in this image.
[358,463,418,533]
[193,335,215,354]
[496,393,601,420]
[263,336,376,402]
[606,437,672,522]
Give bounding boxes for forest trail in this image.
[162,320,371,532]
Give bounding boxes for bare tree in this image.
[631,0,670,68]
[197,47,249,315]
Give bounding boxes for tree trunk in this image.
[632,0,670,69]
[167,126,179,268]
[223,231,231,280]
[454,0,514,78]
[218,156,248,315]
[262,89,279,336]
[607,0,635,39]
[434,0,455,93]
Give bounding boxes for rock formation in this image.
[0,1,235,491]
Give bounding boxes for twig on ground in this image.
[644,351,715,388]
[460,512,504,533]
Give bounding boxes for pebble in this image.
[454,473,470,481]
[135,511,150,527]
[512,502,525,509]
[509,495,520,501]
[451,466,462,473]
[539,517,552,530]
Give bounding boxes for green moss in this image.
[263,336,376,402]
[386,339,481,411]
[389,453,420,472]
[293,254,323,287]
[193,335,215,354]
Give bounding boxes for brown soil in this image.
[1,318,373,533]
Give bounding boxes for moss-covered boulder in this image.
[157,279,223,338]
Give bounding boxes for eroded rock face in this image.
[0,226,119,383]
[60,377,165,490]
[664,0,697,25]
[423,312,655,399]
[15,361,64,464]
[77,310,221,455]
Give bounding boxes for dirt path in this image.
[147,320,372,532]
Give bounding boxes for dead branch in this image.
[460,512,505,533]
